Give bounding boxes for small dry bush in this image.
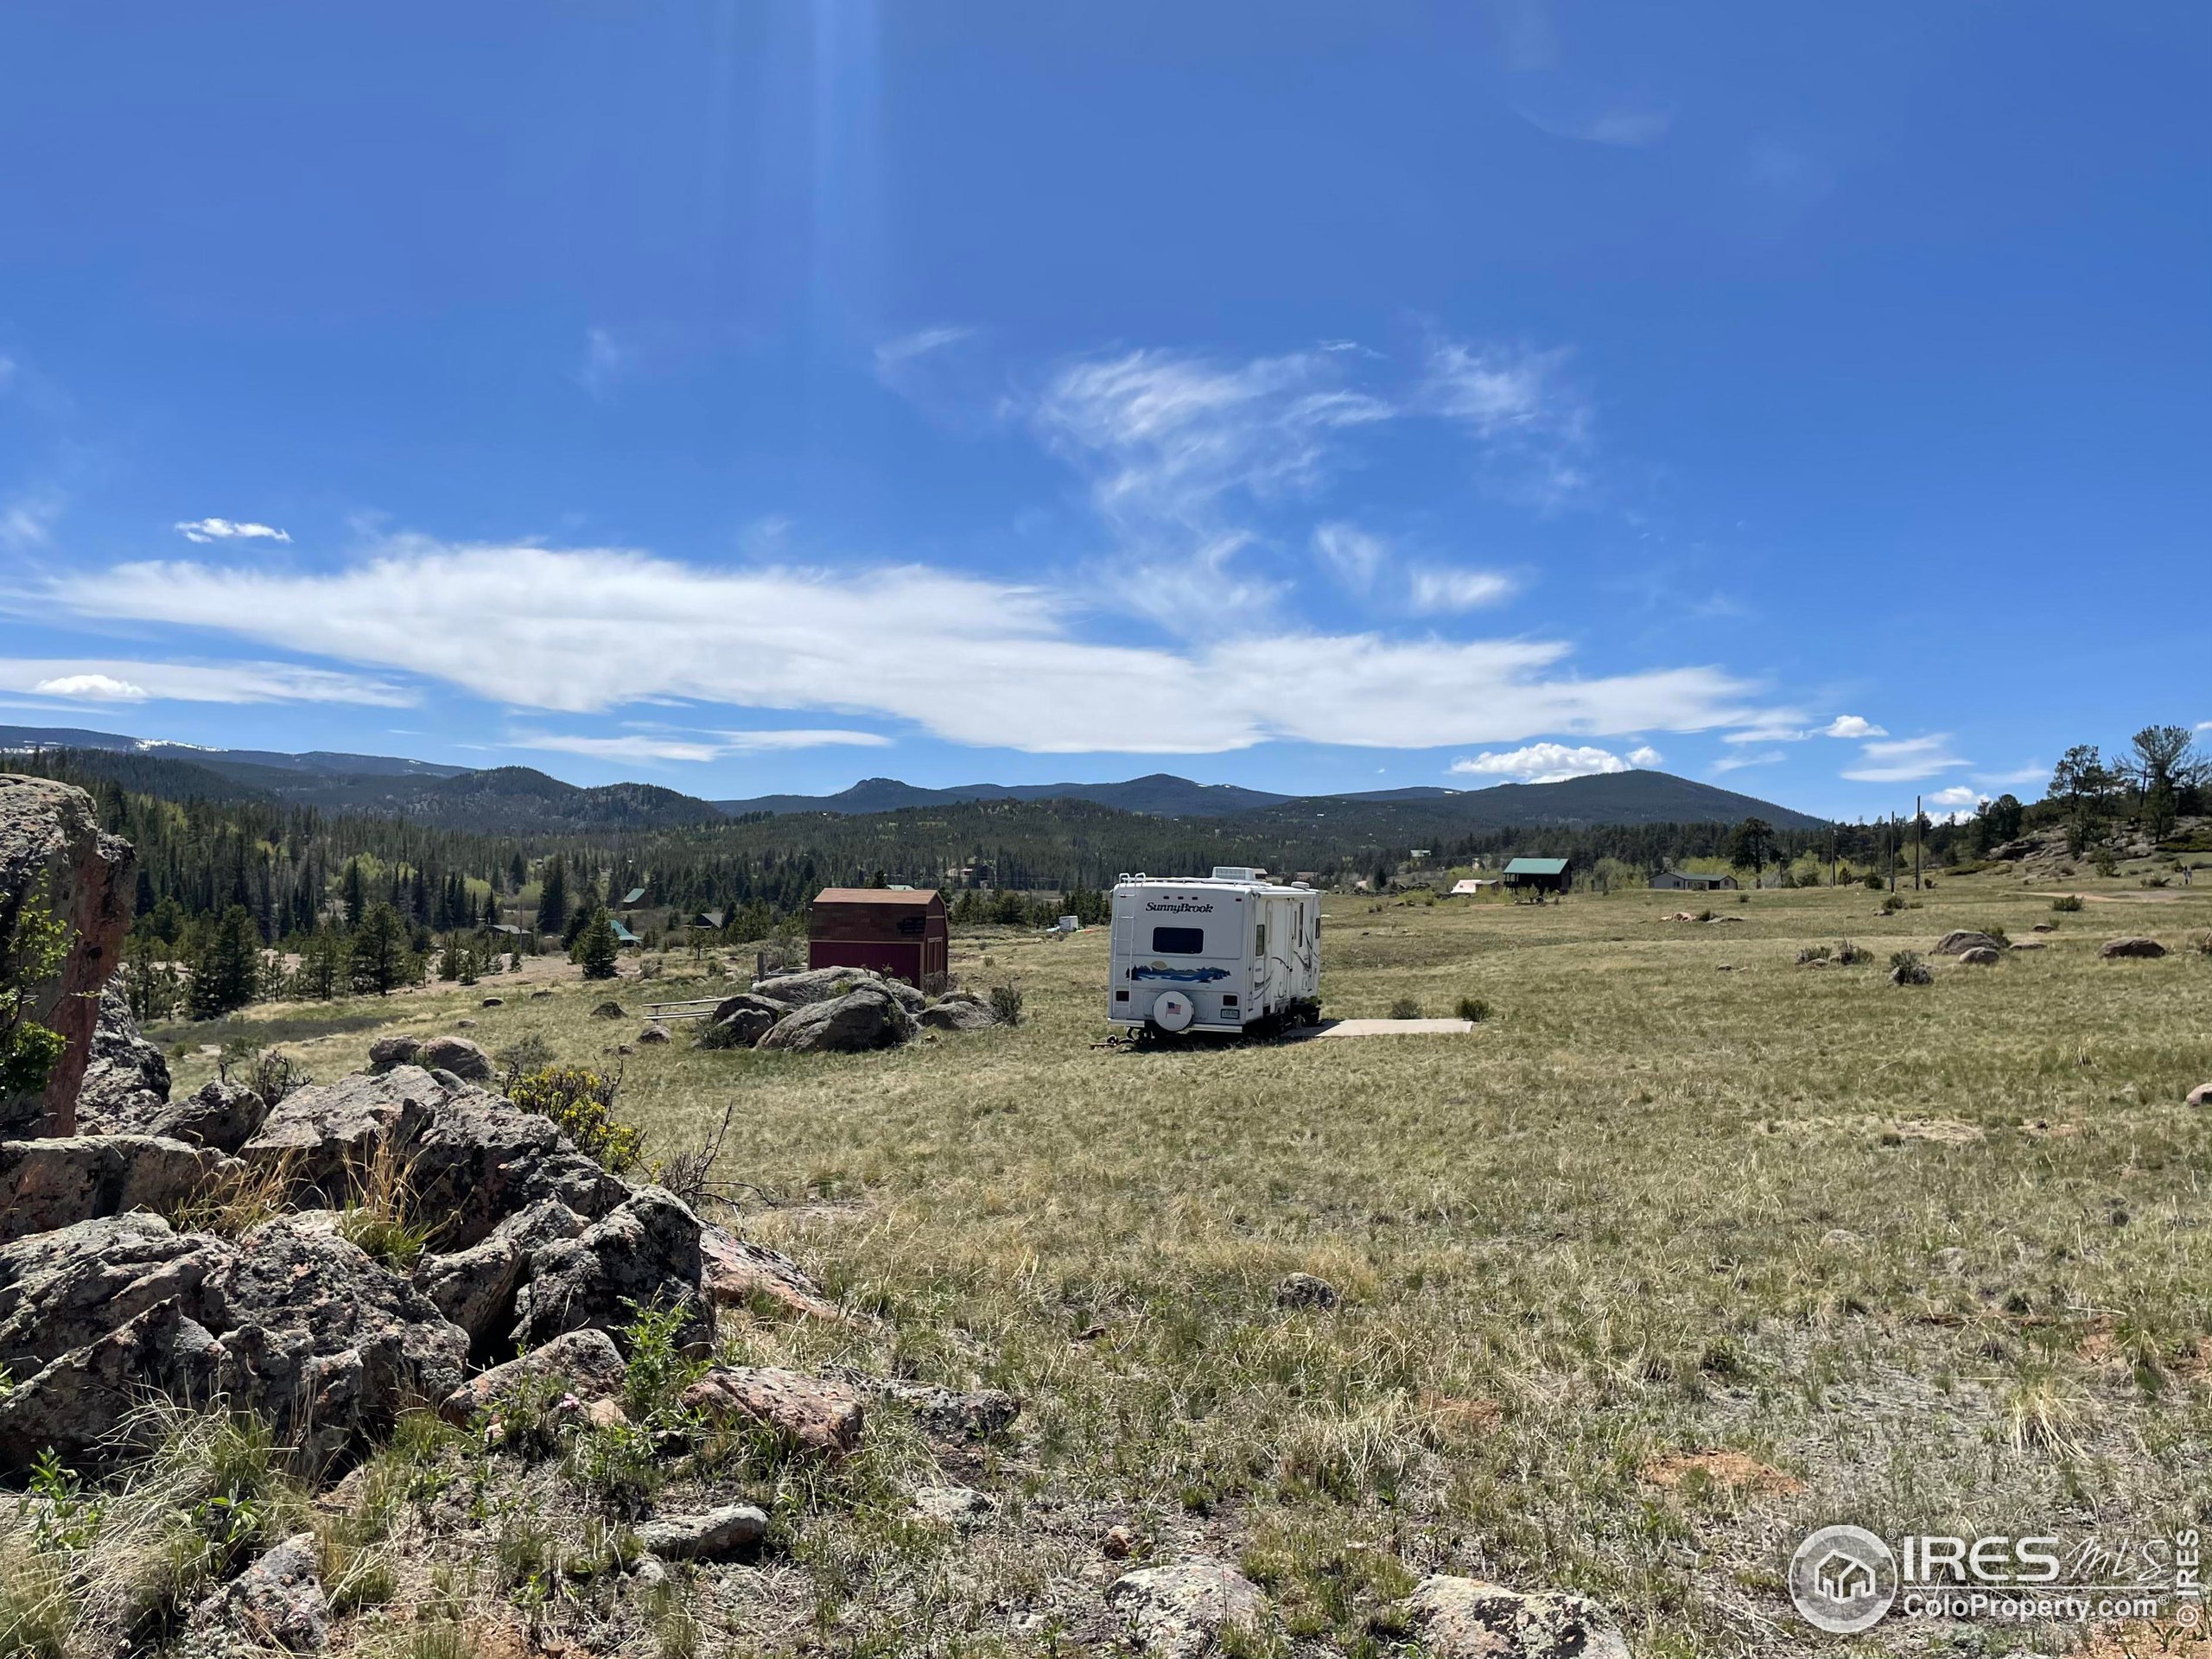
[509,1064,643,1173]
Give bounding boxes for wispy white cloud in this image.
[0,657,413,707]
[1512,102,1674,147]
[1972,764,2045,789]
[1313,521,1387,588]
[1,489,65,550]
[1711,750,1784,773]
[1627,745,1662,767]
[35,539,1763,755]
[1421,340,1592,506]
[509,728,892,765]
[1723,715,1812,745]
[174,518,289,544]
[1450,742,1633,785]
[874,325,975,388]
[1821,714,1885,740]
[1840,734,1967,784]
[576,327,633,396]
[1408,567,1515,613]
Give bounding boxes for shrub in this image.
[508,1065,644,1173]
[1834,939,1872,966]
[1980,925,2012,948]
[988,984,1024,1027]
[2051,894,2084,913]
[1796,944,1831,965]
[1882,894,1906,913]
[2185,931,2212,959]
[219,1045,311,1106]
[1389,996,1421,1020]
[1862,872,1885,890]
[1453,995,1490,1022]
[1889,950,1932,987]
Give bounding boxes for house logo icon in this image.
[1789,1525,1897,1633]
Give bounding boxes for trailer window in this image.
[1254,924,1266,957]
[1150,925,1205,955]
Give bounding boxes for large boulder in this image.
[1107,1559,1266,1659]
[137,1077,270,1155]
[512,1186,709,1354]
[244,1066,627,1243]
[75,984,171,1128]
[439,1327,626,1426]
[413,1198,586,1357]
[2101,937,2168,959]
[0,1211,232,1374]
[1958,945,2003,966]
[753,967,925,1014]
[200,1214,470,1468]
[0,1295,223,1474]
[1403,1575,1631,1659]
[679,1365,865,1455]
[365,1034,421,1069]
[918,997,998,1033]
[697,997,780,1051]
[0,775,137,1137]
[756,986,915,1054]
[0,1134,238,1243]
[417,1034,493,1082]
[1933,930,2006,957]
[698,1224,850,1323]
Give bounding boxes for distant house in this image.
[809,887,950,986]
[695,909,727,931]
[1449,878,1501,896]
[1502,856,1573,901]
[1649,868,1738,892]
[620,886,647,907]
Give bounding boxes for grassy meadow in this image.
[145,871,2212,1656]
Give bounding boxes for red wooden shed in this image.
[808,887,950,986]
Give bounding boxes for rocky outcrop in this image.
[1404,1575,1631,1659]
[0,775,136,1137]
[75,984,170,1128]
[680,1365,866,1455]
[2101,937,2168,959]
[1958,945,2003,966]
[139,1077,269,1154]
[200,1215,470,1469]
[0,1212,230,1374]
[413,1198,586,1357]
[439,1327,626,1425]
[0,1295,223,1473]
[512,1186,708,1354]
[245,1066,627,1243]
[366,1034,421,1069]
[1108,1559,1265,1658]
[756,985,916,1054]
[842,1370,1020,1439]
[0,1134,238,1243]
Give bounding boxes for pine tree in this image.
[340,860,367,928]
[574,907,620,981]
[352,903,409,996]
[537,856,569,940]
[188,905,261,1020]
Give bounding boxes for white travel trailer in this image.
[1108,868,1322,1036]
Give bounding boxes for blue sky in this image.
[2,3,2205,819]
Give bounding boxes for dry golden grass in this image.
[162,870,2212,1655]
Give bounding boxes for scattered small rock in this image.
[2101,937,2167,959]
[439,1327,626,1426]
[1274,1271,1339,1310]
[2186,1083,2212,1108]
[1958,946,2002,966]
[842,1371,1021,1439]
[1108,1557,1265,1659]
[632,1504,767,1561]
[912,1484,993,1524]
[481,996,505,1007]
[223,1532,330,1651]
[681,1365,866,1455]
[589,1001,626,1019]
[1405,1575,1630,1659]
[1103,1523,1141,1560]
[636,1022,673,1045]
[2031,921,2056,932]
[530,989,555,1001]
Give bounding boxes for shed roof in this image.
[813,887,943,906]
[609,919,640,944]
[1503,857,1571,876]
[620,887,647,906]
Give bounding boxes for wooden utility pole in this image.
[1914,795,1923,891]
